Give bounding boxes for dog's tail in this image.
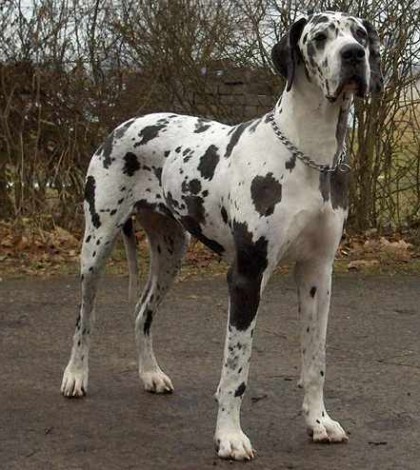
[122,217,139,304]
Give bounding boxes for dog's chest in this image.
[230,165,347,263]
[279,177,347,263]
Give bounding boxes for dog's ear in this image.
[271,17,307,91]
[362,19,384,94]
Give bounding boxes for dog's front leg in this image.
[214,252,267,461]
[295,258,348,443]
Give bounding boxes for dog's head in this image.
[272,12,384,101]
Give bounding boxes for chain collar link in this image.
[267,111,350,174]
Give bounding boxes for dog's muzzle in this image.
[337,44,368,98]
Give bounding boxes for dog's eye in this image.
[356,28,367,40]
[314,33,328,42]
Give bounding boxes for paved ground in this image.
[1,273,420,470]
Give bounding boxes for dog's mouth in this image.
[327,75,368,102]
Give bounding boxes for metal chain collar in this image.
[267,111,351,174]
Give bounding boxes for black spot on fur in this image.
[310,286,317,297]
[233,222,268,278]
[250,172,282,217]
[228,221,268,331]
[84,176,101,228]
[221,206,228,224]
[329,23,338,33]
[307,42,317,68]
[100,132,115,168]
[248,118,261,133]
[182,179,202,195]
[183,195,205,225]
[100,119,135,169]
[198,145,220,180]
[234,382,246,397]
[114,118,135,139]
[135,123,166,146]
[123,152,140,176]
[85,235,91,243]
[315,34,328,51]
[143,309,153,335]
[285,155,296,171]
[153,167,162,184]
[180,216,224,255]
[310,14,329,25]
[319,168,349,210]
[194,117,212,133]
[165,192,180,210]
[225,123,248,158]
[227,355,239,370]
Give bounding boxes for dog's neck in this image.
[273,74,353,168]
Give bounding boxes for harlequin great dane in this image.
[61,11,383,460]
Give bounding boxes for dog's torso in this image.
[88,110,347,268]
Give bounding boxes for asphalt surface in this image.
[1,273,420,469]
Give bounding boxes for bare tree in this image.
[0,0,419,234]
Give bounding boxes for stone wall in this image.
[190,65,281,124]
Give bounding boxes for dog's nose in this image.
[341,44,365,64]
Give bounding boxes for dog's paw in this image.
[140,370,174,394]
[307,414,348,443]
[61,365,88,398]
[215,430,255,461]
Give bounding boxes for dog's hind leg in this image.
[294,258,348,443]
[61,178,131,398]
[134,209,189,393]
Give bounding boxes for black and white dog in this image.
[61,11,383,460]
